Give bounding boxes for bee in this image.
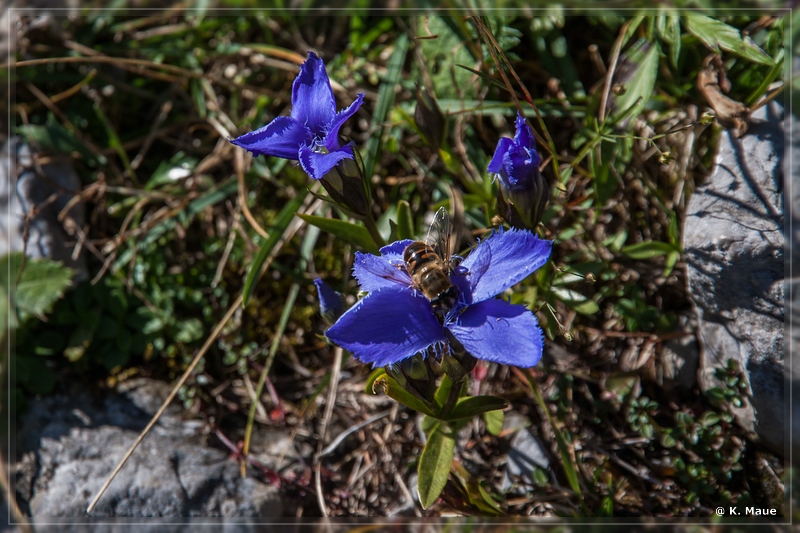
[403,207,461,323]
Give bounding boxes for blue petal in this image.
[324,93,365,152]
[352,239,414,292]
[229,116,311,159]
[487,137,514,174]
[514,112,535,151]
[380,239,415,257]
[447,298,543,367]
[451,242,491,307]
[298,144,354,180]
[291,52,336,134]
[460,229,552,303]
[314,278,343,319]
[326,287,446,367]
[504,149,536,188]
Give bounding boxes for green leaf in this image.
[483,409,505,436]
[609,39,661,124]
[396,200,415,240]
[683,15,776,66]
[174,318,203,343]
[664,249,680,276]
[600,495,614,517]
[700,411,721,427]
[664,15,682,69]
[14,256,74,320]
[550,287,600,316]
[621,241,677,259]
[660,432,677,448]
[592,140,618,206]
[445,395,509,422]
[297,214,380,255]
[243,191,306,307]
[434,373,454,411]
[418,421,456,509]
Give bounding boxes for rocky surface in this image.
[684,101,785,455]
[13,378,284,518]
[788,108,799,466]
[1,137,88,281]
[502,412,550,493]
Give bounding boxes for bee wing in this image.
[425,206,452,267]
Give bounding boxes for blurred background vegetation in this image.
[4,2,791,518]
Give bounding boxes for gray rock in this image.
[787,109,800,466]
[502,412,549,493]
[684,101,784,455]
[1,137,88,282]
[14,378,283,517]
[656,316,699,391]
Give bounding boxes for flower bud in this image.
[441,331,477,384]
[414,84,445,150]
[387,353,436,404]
[315,278,344,324]
[488,112,549,230]
[319,149,370,217]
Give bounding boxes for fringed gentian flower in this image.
[488,112,549,230]
[229,51,364,180]
[325,229,552,368]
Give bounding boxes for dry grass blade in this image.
[314,344,343,517]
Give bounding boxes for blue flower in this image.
[325,229,553,368]
[487,112,548,229]
[229,51,364,180]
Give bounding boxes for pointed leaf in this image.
[396,200,415,241]
[621,241,677,259]
[444,395,509,422]
[609,39,661,124]
[592,140,617,206]
[683,15,775,66]
[297,214,379,255]
[418,422,456,509]
[664,15,682,69]
[434,373,454,411]
[550,287,600,316]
